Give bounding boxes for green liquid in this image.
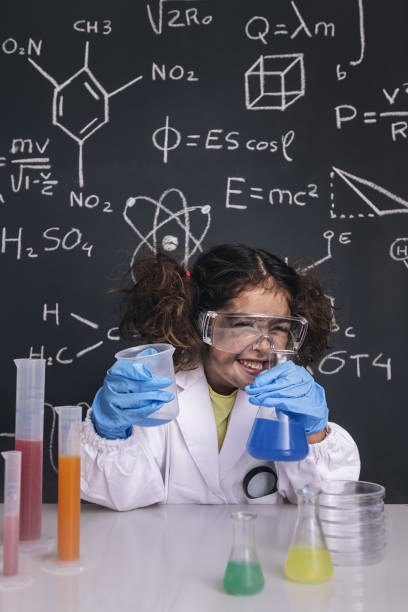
[223,561,264,595]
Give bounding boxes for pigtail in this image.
[292,267,332,365]
[119,253,203,371]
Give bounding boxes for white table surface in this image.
[0,503,407,612]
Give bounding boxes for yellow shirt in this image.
[208,385,238,451]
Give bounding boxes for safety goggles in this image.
[197,310,308,355]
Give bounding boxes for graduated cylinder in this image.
[14,358,45,541]
[56,406,82,562]
[1,451,22,576]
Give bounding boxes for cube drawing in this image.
[245,54,305,111]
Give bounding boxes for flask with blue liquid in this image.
[246,355,309,462]
[246,406,309,461]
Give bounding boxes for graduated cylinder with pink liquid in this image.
[1,451,22,576]
[14,358,45,541]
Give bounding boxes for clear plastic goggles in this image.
[197,310,308,355]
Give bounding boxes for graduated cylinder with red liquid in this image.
[55,406,82,562]
[14,358,45,541]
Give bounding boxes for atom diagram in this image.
[123,188,212,278]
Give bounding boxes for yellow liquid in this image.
[284,546,333,584]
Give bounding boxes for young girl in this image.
[80,243,360,510]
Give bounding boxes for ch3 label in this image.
[73,21,112,35]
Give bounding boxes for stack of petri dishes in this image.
[318,480,386,566]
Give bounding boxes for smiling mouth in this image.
[237,358,268,373]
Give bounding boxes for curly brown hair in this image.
[119,243,333,371]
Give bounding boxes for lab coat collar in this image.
[175,365,259,489]
[218,388,259,476]
[175,365,204,391]
[176,365,222,497]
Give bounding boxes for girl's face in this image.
[203,284,291,395]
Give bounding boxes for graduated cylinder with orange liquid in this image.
[58,455,80,560]
[55,407,82,562]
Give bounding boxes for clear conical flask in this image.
[223,512,264,596]
[246,406,309,461]
[284,485,333,584]
[246,354,309,462]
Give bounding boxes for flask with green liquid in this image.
[223,512,264,595]
[285,485,333,584]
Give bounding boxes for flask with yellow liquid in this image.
[285,485,333,584]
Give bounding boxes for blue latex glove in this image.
[91,349,175,439]
[245,361,328,435]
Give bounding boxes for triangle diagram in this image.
[330,167,408,218]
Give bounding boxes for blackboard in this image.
[1,0,407,503]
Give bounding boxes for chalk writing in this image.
[335,103,408,140]
[299,230,352,273]
[152,62,199,82]
[36,302,120,365]
[245,2,335,45]
[147,0,212,35]
[330,167,408,219]
[318,351,391,380]
[245,0,365,80]
[225,176,317,210]
[1,227,94,260]
[389,237,408,270]
[1,37,42,56]
[70,191,113,213]
[2,137,58,196]
[28,42,143,187]
[245,54,305,111]
[153,116,295,164]
[73,20,113,35]
[123,188,211,274]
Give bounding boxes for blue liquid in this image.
[246,417,309,461]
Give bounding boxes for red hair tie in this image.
[185,269,191,279]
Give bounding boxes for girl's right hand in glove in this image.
[91,350,175,439]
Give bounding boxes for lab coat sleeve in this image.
[274,422,361,504]
[80,409,167,511]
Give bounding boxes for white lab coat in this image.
[80,364,360,511]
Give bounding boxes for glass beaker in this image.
[223,512,264,595]
[14,358,46,541]
[284,485,333,584]
[115,343,179,422]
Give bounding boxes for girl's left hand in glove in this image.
[245,360,328,435]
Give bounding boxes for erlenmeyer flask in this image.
[246,353,309,462]
[247,406,309,461]
[223,512,264,595]
[285,485,333,583]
